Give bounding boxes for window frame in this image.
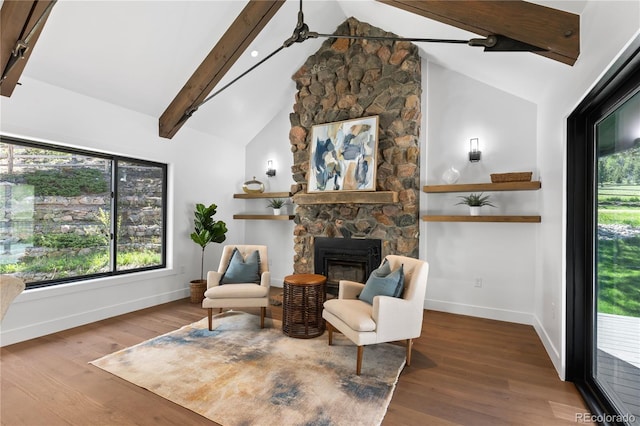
[1,135,168,289]
[566,35,640,423]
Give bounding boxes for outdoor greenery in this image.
[597,183,640,318]
[2,167,108,196]
[597,236,640,317]
[598,146,640,185]
[0,250,160,276]
[34,233,108,249]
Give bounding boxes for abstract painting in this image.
[308,115,379,192]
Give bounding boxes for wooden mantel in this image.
[293,191,398,205]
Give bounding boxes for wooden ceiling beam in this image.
[1,0,56,97]
[376,0,580,66]
[159,0,285,139]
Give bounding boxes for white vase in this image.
[442,166,460,184]
[273,208,281,215]
[469,206,481,216]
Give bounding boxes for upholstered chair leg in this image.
[356,346,364,376]
[406,339,413,366]
[327,323,333,345]
[260,307,266,328]
[208,308,213,331]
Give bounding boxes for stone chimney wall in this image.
[288,17,422,274]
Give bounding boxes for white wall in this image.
[0,77,246,346]
[422,62,539,325]
[241,102,297,287]
[420,1,640,379]
[534,2,640,378]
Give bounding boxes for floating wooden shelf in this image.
[233,192,292,199]
[422,215,541,223]
[423,181,541,193]
[233,214,295,220]
[293,191,398,205]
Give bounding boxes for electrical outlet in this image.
[179,265,185,274]
[474,278,483,288]
[551,302,556,319]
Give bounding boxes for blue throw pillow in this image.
[358,259,404,305]
[220,248,261,284]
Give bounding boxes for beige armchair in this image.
[1,275,25,321]
[202,245,270,330]
[322,255,429,375]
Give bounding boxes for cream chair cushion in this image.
[202,245,270,329]
[322,255,429,374]
[1,275,25,321]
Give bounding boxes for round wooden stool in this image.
[282,274,327,338]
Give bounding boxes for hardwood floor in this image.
[1,291,590,425]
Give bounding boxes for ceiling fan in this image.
[183,0,545,119]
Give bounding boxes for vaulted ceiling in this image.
[1,0,586,144]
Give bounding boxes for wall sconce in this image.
[266,160,276,177]
[469,138,481,162]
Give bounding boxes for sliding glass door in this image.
[594,90,640,425]
[568,36,640,426]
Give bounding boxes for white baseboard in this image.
[425,298,534,325]
[532,314,564,379]
[0,288,189,347]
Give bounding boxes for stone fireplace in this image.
[288,17,421,275]
[314,237,382,295]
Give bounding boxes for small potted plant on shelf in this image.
[189,203,228,303]
[267,198,285,215]
[456,193,496,216]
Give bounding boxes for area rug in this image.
[90,311,406,426]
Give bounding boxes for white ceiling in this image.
[19,0,586,142]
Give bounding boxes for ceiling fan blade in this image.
[315,33,468,45]
[469,34,547,52]
[183,45,285,119]
[316,32,546,52]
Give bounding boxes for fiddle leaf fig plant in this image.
[455,193,496,207]
[190,203,228,281]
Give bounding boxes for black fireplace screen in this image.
[314,237,382,294]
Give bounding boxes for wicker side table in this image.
[282,274,327,338]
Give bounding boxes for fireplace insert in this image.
[313,237,382,295]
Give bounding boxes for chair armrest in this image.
[260,271,271,288]
[372,296,423,342]
[338,280,364,299]
[207,271,223,289]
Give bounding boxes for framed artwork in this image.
[308,115,379,192]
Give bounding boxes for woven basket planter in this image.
[189,280,207,304]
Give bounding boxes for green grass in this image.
[0,250,161,279]
[597,237,640,317]
[596,184,640,317]
[598,209,640,227]
[598,184,640,196]
[117,251,161,270]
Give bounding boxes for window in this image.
[0,136,167,288]
[567,35,640,425]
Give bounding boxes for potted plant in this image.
[267,198,285,215]
[456,193,496,216]
[189,203,228,302]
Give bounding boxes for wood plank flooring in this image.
[1,291,591,425]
